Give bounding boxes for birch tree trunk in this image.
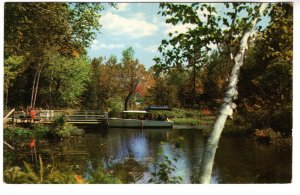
[199,3,269,184]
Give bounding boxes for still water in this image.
[38,128,292,184]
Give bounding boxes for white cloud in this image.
[163,4,218,35]
[133,43,142,49]
[132,12,146,21]
[99,43,125,49]
[101,12,158,38]
[91,40,125,50]
[152,15,160,24]
[164,23,197,35]
[116,3,128,12]
[207,41,218,50]
[90,39,100,50]
[144,45,158,53]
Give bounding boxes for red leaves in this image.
[254,129,267,137]
[202,108,212,115]
[135,84,145,96]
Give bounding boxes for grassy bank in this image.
[149,108,215,126]
[164,109,291,146]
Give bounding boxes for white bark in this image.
[199,3,269,184]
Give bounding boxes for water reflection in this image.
[36,128,292,183]
[213,137,292,183]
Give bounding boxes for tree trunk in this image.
[30,68,38,108]
[32,65,43,108]
[49,69,53,108]
[199,3,269,184]
[98,77,101,110]
[191,49,200,108]
[191,58,196,108]
[124,91,134,111]
[5,88,9,111]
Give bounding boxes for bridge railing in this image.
[13,110,108,123]
[65,114,107,121]
[3,108,16,125]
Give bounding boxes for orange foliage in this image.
[71,49,80,58]
[135,74,155,97]
[202,108,212,115]
[74,174,85,184]
[135,84,145,96]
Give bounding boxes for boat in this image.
[108,110,173,128]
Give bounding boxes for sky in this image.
[87,2,221,69]
[87,2,270,69]
[87,3,170,69]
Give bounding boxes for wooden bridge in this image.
[4,109,109,128]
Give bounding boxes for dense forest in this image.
[4,2,292,136]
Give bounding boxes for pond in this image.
[6,128,292,184]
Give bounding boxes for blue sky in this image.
[87,2,215,69]
[87,3,166,69]
[87,3,270,69]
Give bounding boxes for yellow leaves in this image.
[71,49,80,58]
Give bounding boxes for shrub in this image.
[4,155,123,184]
[56,123,84,138]
[4,127,34,145]
[49,115,84,140]
[33,125,50,138]
[148,155,182,184]
[53,114,66,126]
[254,128,281,144]
[4,156,79,184]
[269,108,292,137]
[238,105,292,138]
[87,166,122,184]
